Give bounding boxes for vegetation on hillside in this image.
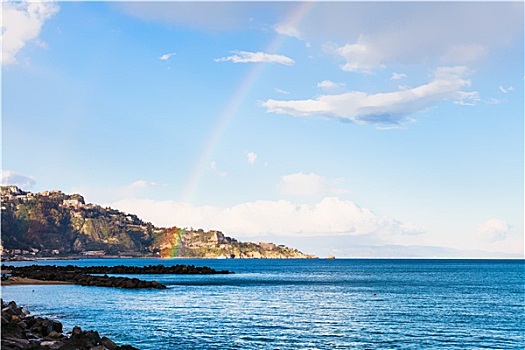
[0,186,314,259]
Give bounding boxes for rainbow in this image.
[181,2,316,203]
[162,228,185,258]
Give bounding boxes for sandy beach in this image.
[1,276,74,286]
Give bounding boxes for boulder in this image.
[101,336,118,350]
[40,340,65,349]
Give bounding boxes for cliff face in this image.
[1,186,153,255]
[154,228,310,259]
[0,186,314,259]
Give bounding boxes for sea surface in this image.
[2,258,524,349]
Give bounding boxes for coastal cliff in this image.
[0,186,314,259]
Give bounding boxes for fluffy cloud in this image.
[2,0,58,65]
[390,72,407,81]
[246,151,258,165]
[315,3,522,72]
[1,170,36,189]
[317,80,346,90]
[215,51,295,65]
[116,2,521,74]
[130,180,158,189]
[275,24,302,40]
[260,66,475,126]
[159,52,176,61]
[111,196,424,238]
[478,219,511,242]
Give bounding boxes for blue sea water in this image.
[1,259,524,349]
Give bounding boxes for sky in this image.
[1,1,523,258]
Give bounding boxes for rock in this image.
[2,301,139,350]
[101,336,118,350]
[88,345,106,350]
[41,319,55,336]
[40,340,65,349]
[52,320,63,333]
[117,345,140,350]
[1,337,30,349]
[2,301,21,317]
[45,330,63,339]
[71,329,101,349]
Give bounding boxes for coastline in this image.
[1,300,139,350]
[1,277,74,286]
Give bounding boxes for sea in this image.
[1,258,524,349]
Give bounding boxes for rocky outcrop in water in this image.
[4,264,231,289]
[1,299,139,350]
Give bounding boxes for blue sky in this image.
[2,1,523,258]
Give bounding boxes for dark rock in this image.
[40,340,65,349]
[1,337,30,349]
[101,336,118,350]
[44,330,62,339]
[41,319,55,336]
[2,301,140,350]
[71,326,82,336]
[117,345,140,350]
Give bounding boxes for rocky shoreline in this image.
[2,299,139,350]
[2,264,231,289]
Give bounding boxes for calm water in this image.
[2,259,524,349]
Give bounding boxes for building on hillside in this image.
[82,250,106,256]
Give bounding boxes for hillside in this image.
[0,186,314,259]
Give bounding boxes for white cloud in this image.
[111,196,424,238]
[317,3,522,73]
[246,151,258,165]
[390,72,407,80]
[274,88,290,95]
[215,51,295,65]
[334,35,386,73]
[499,86,514,94]
[260,66,475,126]
[2,0,59,65]
[210,161,228,177]
[486,97,506,105]
[0,170,36,189]
[440,44,488,63]
[159,52,176,61]
[454,91,480,106]
[275,24,301,40]
[130,179,158,189]
[317,80,346,90]
[478,219,511,242]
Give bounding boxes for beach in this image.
[1,276,74,286]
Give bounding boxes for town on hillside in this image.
[1,186,316,261]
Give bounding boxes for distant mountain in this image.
[0,186,315,259]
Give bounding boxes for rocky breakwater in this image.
[1,299,139,350]
[4,264,231,289]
